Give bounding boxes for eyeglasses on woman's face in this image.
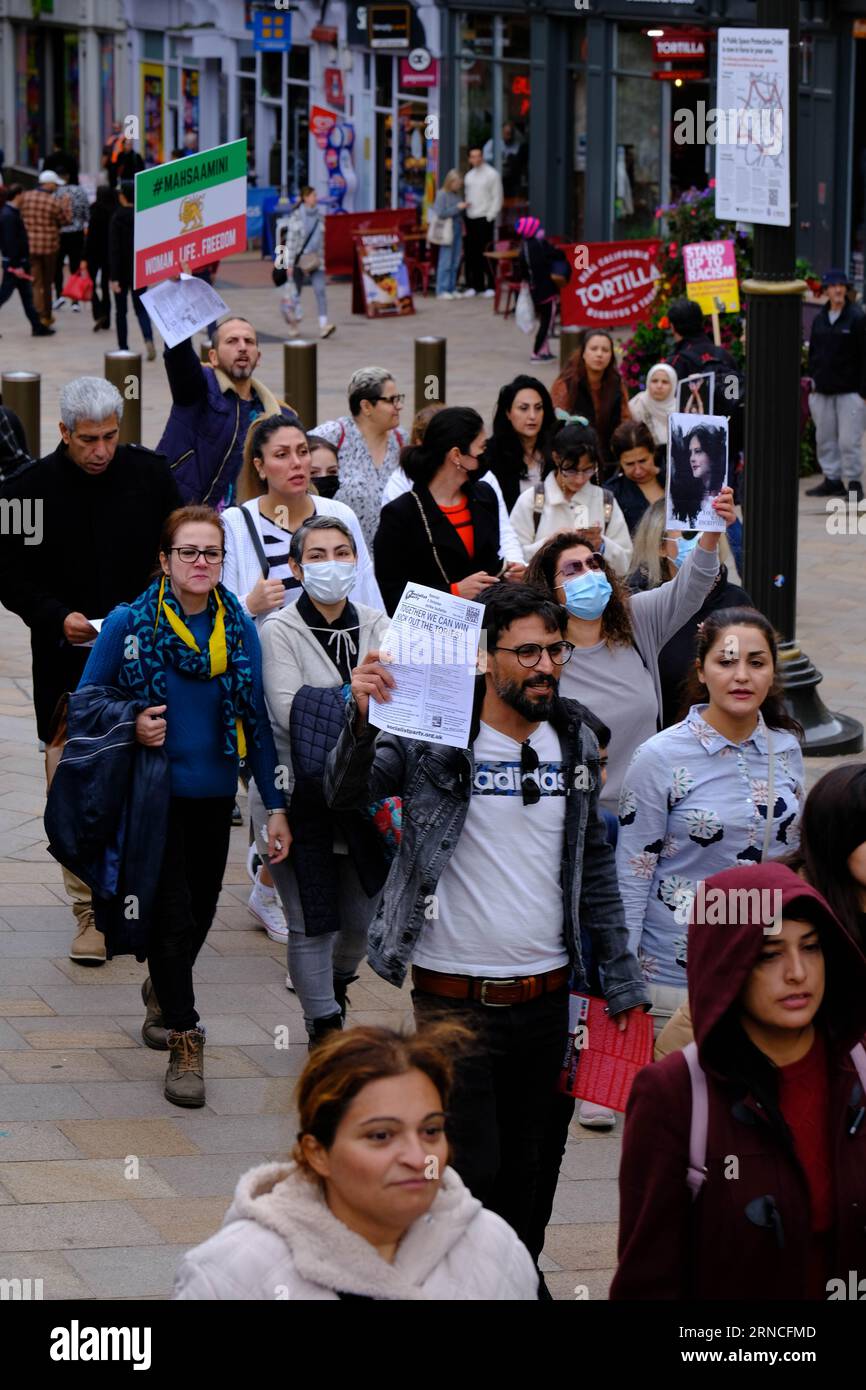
[170,546,224,564]
[492,640,574,669]
[554,554,604,581]
[376,393,405,408]
[557,462,596,478]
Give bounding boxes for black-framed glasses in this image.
[170,546,224,564]
[377,393,405,407]
[492,640,574,668]
[521,740,541,806]
[557,462,596,478]
[555,554,604,581]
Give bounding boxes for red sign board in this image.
[324,68,345,109]
[653,36,708,62]
[560,240,661,329]
[310,105,338,149]
[653,69,707,82]
[399,52,438,89]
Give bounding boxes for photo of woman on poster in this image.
[667,414,728,531]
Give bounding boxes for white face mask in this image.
[302,560,356,604]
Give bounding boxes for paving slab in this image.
[0,1051,127,1083]
[98,1043,266,1080]
[0,1084,99,1121]
[62,1244,190,1299]
[0,1123,83,1162]
[168,1114,294,1155]
[11,1017,138,1049]
[57,1119,201,1159]
[148,1153,276,1198]
[69,1082,206,1119]
[0,1200,162,1252]
[128,1197,231,1246]
[0,1159,179,1203]
[0,1251,95,1300]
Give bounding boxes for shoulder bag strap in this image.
[760,729,775,862]
[298,218,318,258]
[410,489,452,589]
[849,1041,866,1096]
[683,1041,708,1202]
[239,503,270,578]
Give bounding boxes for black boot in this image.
[308,1011,343,1052]
[333,974,359,1023]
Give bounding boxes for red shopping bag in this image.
[62,268,94,302]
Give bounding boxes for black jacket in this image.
[373,480,502,615]
[44,685,170,960]
[0,203,30,268]
[807,302,866,396]
[84,199,115,269]
[606,462,667,536]
[0,442,181,740]
[520,237,561,306]
[108,205,135,287]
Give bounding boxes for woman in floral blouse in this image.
[616,606,805,1035]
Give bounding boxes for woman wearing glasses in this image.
[313,367,406,549]
[524,482,735,814]
[373,407,523,615]
[509,421,633,573]
[78,505,290,1108]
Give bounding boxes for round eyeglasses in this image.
[491,640,574,669]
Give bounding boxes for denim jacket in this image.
[325,686,650,1013]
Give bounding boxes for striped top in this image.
[258,510,302,596]
[439,499,475,557]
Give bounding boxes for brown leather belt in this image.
[412,964,570,1008]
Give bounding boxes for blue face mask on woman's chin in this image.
[562,569,613,621]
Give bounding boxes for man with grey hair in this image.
[313,365,406,546]
[0,376,181,963]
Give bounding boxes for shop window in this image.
[376,54,393,108]
[17,28,43,168]
[616,27,653,76]
[614,76,661,239]
[572,67,587,242]
[262,51,282,98]
[239,76,257,179]
[239,44,256,74]
[502,15,529,59]
[460,14,493,55]
[142,30,164,62]
[289,46,309,82]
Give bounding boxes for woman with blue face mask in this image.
[257,515,391,1047]
[524,482,735,816]
[626,499,752,728]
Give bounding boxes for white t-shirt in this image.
[413,721,569,977]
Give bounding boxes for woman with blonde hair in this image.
[430,169,467,300]
[173,1024,539,1300]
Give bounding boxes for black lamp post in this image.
[742,1,863,755]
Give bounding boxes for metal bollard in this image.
[414,336,446,415]
[559,330,582,372]
[104,351,142,445]
[283,340,317,428]
[1,371,41,459]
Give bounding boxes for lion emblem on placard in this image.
[179,194,204,230]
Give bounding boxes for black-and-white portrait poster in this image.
[667,413,729,532]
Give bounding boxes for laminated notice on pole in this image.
[714,28,790,227]
[370,583,484,749]
[139,274,229,349]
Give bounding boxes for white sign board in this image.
[715,28,790,227]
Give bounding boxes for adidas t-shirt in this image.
[412,720,569,977]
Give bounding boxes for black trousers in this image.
[463,217,494,292]
[55,230,85,297]
[413,984,569,1250]
[0,265,42,329]
[147,796,234,1032]
[533,299,556,356]
[90,261,111,326]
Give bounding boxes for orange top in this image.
[439,500,475,594]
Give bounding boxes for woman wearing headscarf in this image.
[626,362,678,448]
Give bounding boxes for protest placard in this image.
[667,413,729,533]
[370,583,484,748]
[133,139,248,290]
[683,239,740,315]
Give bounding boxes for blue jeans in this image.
[435,227,462,295]
[293,266,328,321]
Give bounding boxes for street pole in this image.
[280,50,289,202]
[742,2,862,754]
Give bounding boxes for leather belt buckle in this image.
[479,977,519,1007]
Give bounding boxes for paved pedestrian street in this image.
[0,262,863,1299]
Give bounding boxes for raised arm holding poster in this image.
[370,583,484,749]
[667,413,729,533]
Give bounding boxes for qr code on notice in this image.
[768,188,779,207]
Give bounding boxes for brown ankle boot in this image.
[141,976,170,1051]
[164,1027,206,1107]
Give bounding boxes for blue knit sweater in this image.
[79,605,287,808]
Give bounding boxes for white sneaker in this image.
[577,1100,616,1130]
[52,296,67,310]
[71,302,81,313]
[438,292,454,301]
[481,288,495,298]
[460,288,476,298]
[246,842,262,885]
[248,875,289,942]
[320,322,336,339]
[286,972,296,993]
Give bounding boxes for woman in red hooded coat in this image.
[611,861,866,1301]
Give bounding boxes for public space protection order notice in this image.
[369,583,484,750]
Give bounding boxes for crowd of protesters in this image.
[2,271,865,1306]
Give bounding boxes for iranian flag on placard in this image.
[134,139,248,289]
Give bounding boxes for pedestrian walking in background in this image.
[79,505,290,1107]
[615,607,805,1036]
[552,330,630,464]
[314,367,406,547]
[0,377,180,965]
[514,215,561,363]
[16,170,71,325]
[277,187,335,340]
[0,184,53,335]
[109,182,155,358]
[430,170,466,300]
[611,863,866,1301]
[84,185,116,332]
[307,434,341,498]
[173,1023,540,1300]
[52,175,89,309]
[806,268,866,501]
[461,146,502,297]
[101,122,125,190]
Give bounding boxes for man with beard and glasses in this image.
[156,314,293,510]
[325,583,648,1274]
